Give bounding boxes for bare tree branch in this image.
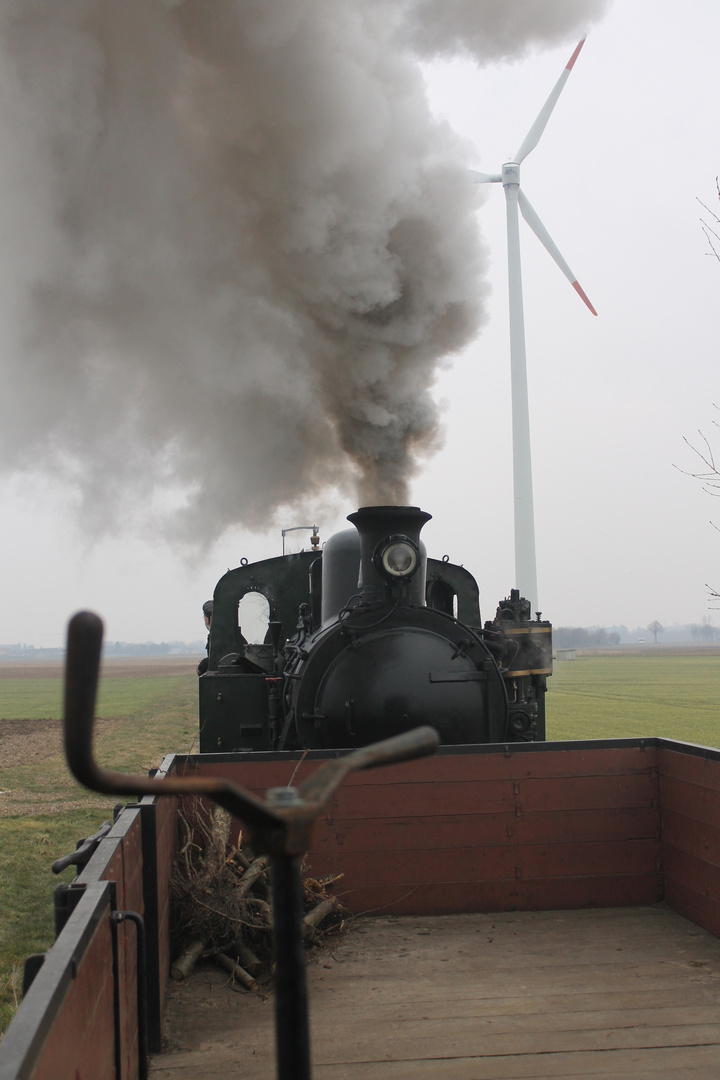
[697,178,720,261]
[675,407,720,497]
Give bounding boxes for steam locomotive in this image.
[199,505,552,752]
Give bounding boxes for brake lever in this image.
[63,609,439,1080]
[64,610,439,856]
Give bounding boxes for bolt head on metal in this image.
[266,786,303,807]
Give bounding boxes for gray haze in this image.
[0,0,608,544]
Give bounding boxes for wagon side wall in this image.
[659,744,720,937]
[0,882,117,1080]
[153,791,180,1030]
[180,743,663,916]
[0,789,178,1080]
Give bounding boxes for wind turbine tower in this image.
[473,37,596,615]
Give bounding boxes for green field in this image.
[0,660,199,1037]
[548,652,720,746]
[1,649,719,1037]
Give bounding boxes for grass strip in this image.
[0,669,197,1037]
[548,654,720,745]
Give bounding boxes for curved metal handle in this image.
[298,726,440,806]
[63,611,440,855]
[64,612,279,829]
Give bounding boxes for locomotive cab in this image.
[199,506,552,753]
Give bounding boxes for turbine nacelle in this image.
[501,163,520,188]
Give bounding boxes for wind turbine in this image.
[473,37,596,615]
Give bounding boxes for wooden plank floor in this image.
[152,905,720,1079]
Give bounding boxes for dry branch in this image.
[236,855,270,898]
[171,937,207,982]
[303,897,339,943]
[214,953,260,994]
[170,798,346,987]
[232,941,263,977]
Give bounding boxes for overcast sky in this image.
[418,0,720,634]
[1,0,719,648]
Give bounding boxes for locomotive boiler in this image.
[198,505,552,752]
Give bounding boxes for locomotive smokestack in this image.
[348,505,431,606]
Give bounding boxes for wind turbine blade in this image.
[514,37,586,164]
[469,170,502,184]
[518,188,597,315]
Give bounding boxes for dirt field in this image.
[0,655,197,816]
[0,714,131,816]
[0,714,123,770]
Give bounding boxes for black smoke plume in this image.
[0,0,607,540]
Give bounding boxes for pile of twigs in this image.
[170,801,344,993]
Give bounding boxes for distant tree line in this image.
[0,644,65,659]
[103,640,205,656]
[688,622,720,642]
[553,627,622,649]
[554,621,720,648]
[0,640,205,660]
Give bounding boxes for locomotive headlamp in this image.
[373,535,420,581]
[509,706,537,739]
[509,711,531,735]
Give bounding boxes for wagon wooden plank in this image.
[309,773,659,822]
[312,806,660,855]
[661,807,720,867]
[308,1044,720,1079]
[659,774,720,826]
[151,1043,720,1080]
[29,909,117,1080]
[156,792,180,1022]
[310,838,660,888]
[115,823,144,1080]
[487,774,658,814]
[152,905,720,1080]
[339,746,659,784]
[186,746,659,793]
[664,843,720,903]
[329,779,519,817]
[658,748,720,791]
[666,879,720,939]
[190,766,659,817]
[310,964,717,1001]
[319,874,664,916]
[311,1016,720,1057]
[299,997,720,1026]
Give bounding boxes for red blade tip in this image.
[573,280,597,315]
[566,37,587,71]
